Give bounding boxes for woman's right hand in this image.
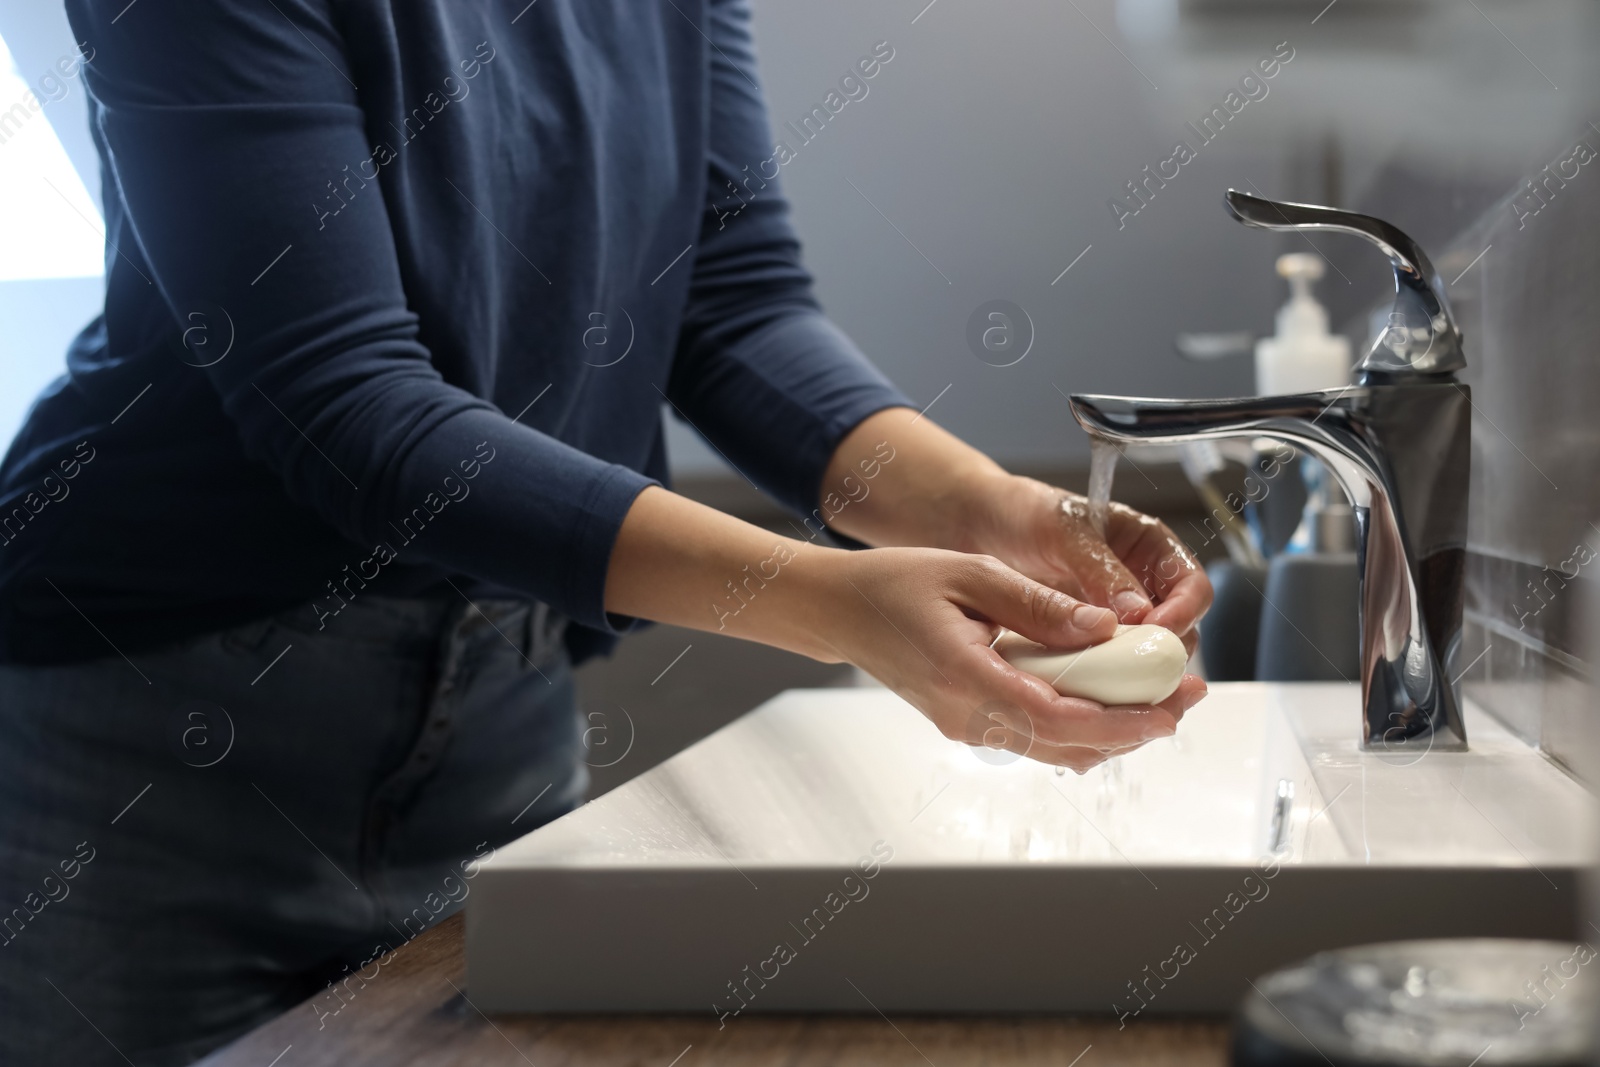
[604,487,1205,772]
[800,546,1207,773]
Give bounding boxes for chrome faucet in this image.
[1071,190,1471,752]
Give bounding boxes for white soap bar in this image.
[995,624,1186,706]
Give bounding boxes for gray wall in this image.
[1437,124,1600,776]
[666,0,1600,478]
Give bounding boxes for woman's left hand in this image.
[955,474,1213,654]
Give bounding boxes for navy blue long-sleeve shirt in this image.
[0,0,910,664]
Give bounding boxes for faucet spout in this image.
[1071,383,1471,753]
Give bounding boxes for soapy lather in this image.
[995,624,1187,706]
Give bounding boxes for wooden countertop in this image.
[198,914,1233,1066]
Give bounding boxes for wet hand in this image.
[955,475,1214,655]
[806,546,1207,772]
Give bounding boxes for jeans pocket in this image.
[268,596,454,650]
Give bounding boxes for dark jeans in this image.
[0,596,583,1066]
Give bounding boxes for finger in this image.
[955,556,1117,651]
[1151,675,1208,725]
[1144,571,1213,637]
[1041,568,1089,603]
[1108,509,1212,630]
[1140,603,1202,655]
[1052,673,1205,730]
[1086,675,1204,728]
[966,645,1179,750]
[1056,497,1153,623]
[1033,677,1206,770]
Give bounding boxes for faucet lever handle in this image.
[1224,189,1466,379]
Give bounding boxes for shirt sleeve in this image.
[666,0,914,518]
[65,0,655,633]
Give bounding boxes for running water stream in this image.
[1086,438,1119,541]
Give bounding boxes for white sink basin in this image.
[467,683,1595,1016]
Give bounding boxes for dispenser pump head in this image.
[1274,253,1328,337]
[1224,190,1465,380]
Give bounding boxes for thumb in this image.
[1060,522,1153,623]
[957,557,1117,649]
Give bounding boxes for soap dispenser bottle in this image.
[1254,253,1351,395]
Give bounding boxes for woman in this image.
[0,1,1210,1063]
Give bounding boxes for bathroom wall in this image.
[1421,120,1600,776]
[661,0,1599,479]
